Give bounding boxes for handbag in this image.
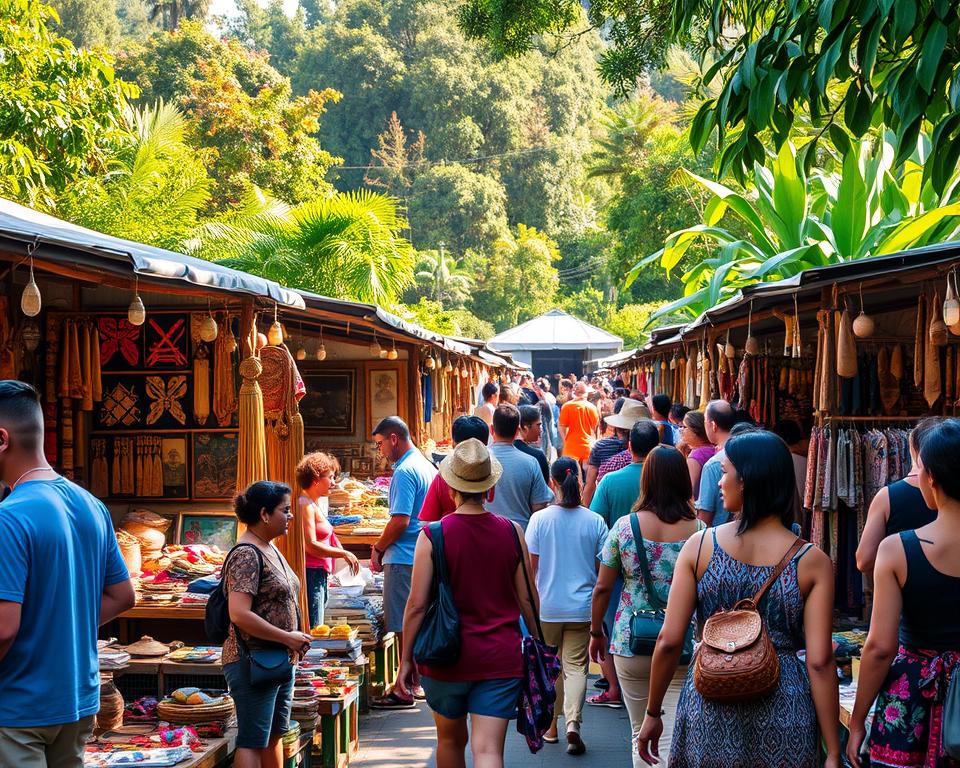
[236,543,300,688]
[510,524,561,754]
[693,536,804,703]
[627,514,694,663]
[944,662,960,758]
[413,521,461,666]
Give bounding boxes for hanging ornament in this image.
[724,330,735,359]
[267,304,284,346]
[945,271,960,327]
[745,303,760,356]
[295,343,306,361]
[930,290,948,346]
[387,340,399,360]
[316,325,327,360]
[853,283,875,338]
[460,360,469,377]
[444,356,454,373]
[369,335,382,358]
[127,275,146,326]
[21,243,41,317]
[424,352,436,369]
[199,302,218,342]
[226,332,237,354]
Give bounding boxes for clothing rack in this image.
[824,415,921,423]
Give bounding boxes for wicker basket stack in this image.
[157,696,235,724]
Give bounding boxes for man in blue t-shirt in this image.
[696,399,737,526]
[0,381,135,764]
[370,416,436,708]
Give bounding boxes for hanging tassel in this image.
[135,436,144,497]
[214,315,237,427]
[915,294,925,389]
[68,320,82,400]
[90,323,102,402]
[80,321,93,411]
[236,355,267,492]
[153,437,163,496]
[111,439,121,496]
[193,343,211,425]
[58,319,71,398]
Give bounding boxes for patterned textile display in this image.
[670,531,818,768]
[258,343,307,625]
[213,315,237,427]
[145,316,188,368]
[99,317,139,368]
[101,382,141,427]
[145,375,188,425]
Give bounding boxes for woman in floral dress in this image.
[636,430,841,768]
[848,419,960,768]
[590,445,702,768]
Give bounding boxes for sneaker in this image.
[586,691,623,708]
[566,728,586,756]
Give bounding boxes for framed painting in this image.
[367,367,399,434]
[192,432,238,499]
[299,369,356,434]
[179,513,238,551]
[350,457,373,477]
[160,435,189,498]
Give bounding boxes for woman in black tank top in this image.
[847,420,960,768]
[856,418,940,575]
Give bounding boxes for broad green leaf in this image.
[661,225,738,273]
[743,245,819,280]
[832,150,869,258]
[682,169,778,253]
[918,21,948,94]
[772,142,807,247]
[876,203,960,253]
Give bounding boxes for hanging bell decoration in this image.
[199,311,218,342]
[853,283,875,338]
[21,257,41,318]
[127,294,146,327]
[267,321,284,346]
[930,291,948,346]
[724,331,735,360]
[316,343,327,361]
[226,332,237,354]
[745,304,759,355]
[369,338,382,358]
[444,357,454,373]
[424,353,436,369]
[387,341,399,361]
[295,343,306,361]
[944,272,960,327]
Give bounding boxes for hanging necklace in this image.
[12,466,55,490]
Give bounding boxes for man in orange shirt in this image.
[558,382,600,475]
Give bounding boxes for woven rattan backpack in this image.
[694,537,805,703]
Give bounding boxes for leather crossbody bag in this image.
[693,536,804,703]
[628,514,693,663]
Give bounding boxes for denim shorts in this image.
[420,676,521,720]
[223,660,294,749]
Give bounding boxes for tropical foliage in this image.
[411,248,472,306]
[0,0,136,208]
[188,189,415,305]
[635,134,960,325]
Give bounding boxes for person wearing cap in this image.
[397,439,540,768]
[582,398,649,507]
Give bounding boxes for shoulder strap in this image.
[509,522,546,643]
[630,513,665,610]
[222,543,265,594]
[751,536,805,606]
[428,521,449,584]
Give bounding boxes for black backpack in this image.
[205,543,264,643]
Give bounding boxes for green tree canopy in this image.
[117,22,340,208]
[470,224,560,331]
[49,0,119,48]
[0,0,137,207]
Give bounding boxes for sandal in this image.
[543,733,559,744]
[586,691,623,708]
[370,691,415,710]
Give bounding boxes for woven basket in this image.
[116,530,142,576]
[157,697,235,724]
[95,678,124,735]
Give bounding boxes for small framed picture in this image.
[179,513,238,551]
[299,369,357,434]
[350,457,373,477]
[161,436,188,498]
[366,366,402,435]
[192,432,239,499]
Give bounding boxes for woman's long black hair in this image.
[724,430,796,533]
[550,456,582,508]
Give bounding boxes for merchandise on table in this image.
[85,746,194,767]
[122,636,172,659]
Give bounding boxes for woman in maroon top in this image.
[398,438,540,768]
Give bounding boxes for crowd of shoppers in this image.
[10,360,960,768]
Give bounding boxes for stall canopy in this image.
[0,197,304,309]
[488,308,622,377]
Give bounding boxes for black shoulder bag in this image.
[413,521,461,666]
[628,514,694,663]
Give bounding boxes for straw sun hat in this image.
[604,398,651,430]
[439,438,503,493]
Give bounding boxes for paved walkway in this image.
[353,680,634,767]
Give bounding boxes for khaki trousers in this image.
[0,715,94,768]
[613,654,687,768]
[541,621,590,728]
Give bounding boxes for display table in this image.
[365,633,399,698]
[315,688,360,768]
[335,533,380,558]
[112,605,207,644]
[180,732,235,768]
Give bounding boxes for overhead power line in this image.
[333,144,555,172]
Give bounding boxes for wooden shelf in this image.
[121,605,206,620]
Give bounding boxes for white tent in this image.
[488,309,622,377]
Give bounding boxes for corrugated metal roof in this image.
[0,197,305,308]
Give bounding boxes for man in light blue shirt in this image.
[696,400,736,526]
[0,381,135,763]
[370,416,436,708]
[484,403,554,528]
